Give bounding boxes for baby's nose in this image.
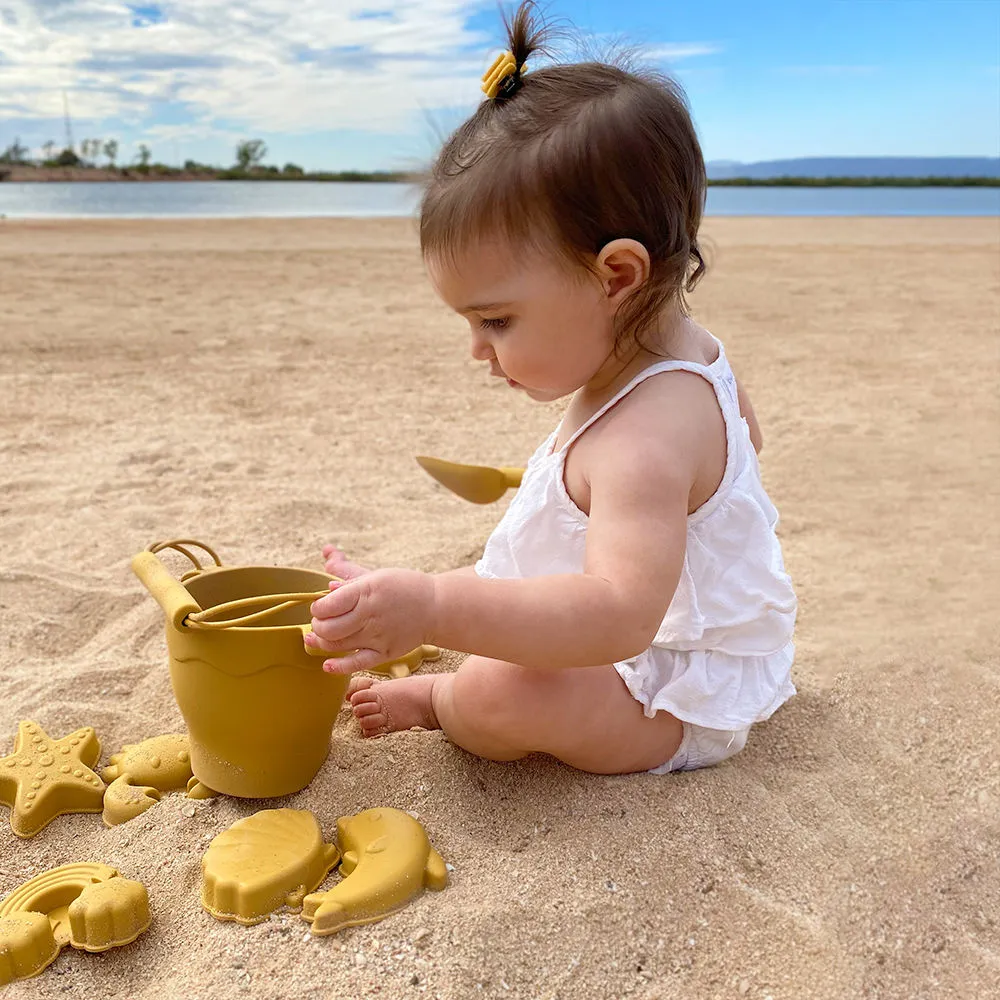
[469,330,494,362]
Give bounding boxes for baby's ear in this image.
[596,239,651,301]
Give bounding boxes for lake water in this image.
[0,181,997,219]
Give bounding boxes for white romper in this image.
[475,335,797,773]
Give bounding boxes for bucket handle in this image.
[132,537,339,632]
[132,539,221,631]
[148,538,223,577]
[133,539,441,671]
[186,589,331,630]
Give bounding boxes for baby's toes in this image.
[352,699,389,736]
[351,699,383,720]
[346,676,378,700]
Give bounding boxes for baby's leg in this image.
[347,656,683,775]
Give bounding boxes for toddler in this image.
[304,3,796,775]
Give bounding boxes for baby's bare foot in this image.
[347,675,439,737]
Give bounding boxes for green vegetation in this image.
[235,139,268,170]
[0,137,29,164]
[708,175,999,187]
[3,134,997,185]
[2,135,415,181]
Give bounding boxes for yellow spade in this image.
[415,456,524,504]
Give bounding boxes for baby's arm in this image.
[324,543,477,580]
[430,379,707,669]
[437,564,478,579]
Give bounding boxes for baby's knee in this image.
[451,657,537,734]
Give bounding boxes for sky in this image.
[1,0,998,170]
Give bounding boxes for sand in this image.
[0,215,997,999]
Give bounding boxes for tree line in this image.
[710,175,999,187]
[0,136,272,171]
[0,136,410,181]
[3,135,996,186]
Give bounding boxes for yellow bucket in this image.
[132,539,404,799]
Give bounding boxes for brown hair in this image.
[420,1,707,354]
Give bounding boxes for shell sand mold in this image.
[201,809,340,926]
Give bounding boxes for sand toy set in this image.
[0,800,447,985]
[0,539,450,986]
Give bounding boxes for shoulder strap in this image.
[559,354,731,453]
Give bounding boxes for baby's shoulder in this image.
[568,367,726,499]
[597,367,724,454]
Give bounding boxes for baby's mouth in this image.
[488,363,519,388]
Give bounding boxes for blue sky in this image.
[1,0,997,169]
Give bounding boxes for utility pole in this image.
[62,90,75,153]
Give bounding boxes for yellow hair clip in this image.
[482,50,520,100]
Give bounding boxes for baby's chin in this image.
[519,384,569,403]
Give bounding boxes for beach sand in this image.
[0,216,997,999]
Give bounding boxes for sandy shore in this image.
[1,216,997,999]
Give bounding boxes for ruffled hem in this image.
[614,641,796,730]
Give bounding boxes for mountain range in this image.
[705,157,999,178]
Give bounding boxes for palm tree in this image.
[0,137,28,164]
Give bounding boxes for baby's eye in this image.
[480,316,510,331]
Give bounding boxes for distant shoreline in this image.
[1,165,997,187]
[0,165,415,184]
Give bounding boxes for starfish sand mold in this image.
[0,721,106,838]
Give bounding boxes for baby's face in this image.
[426,242,616,403]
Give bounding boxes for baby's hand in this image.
[304,568,435,674]
[322,543,372,580]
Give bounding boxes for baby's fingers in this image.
[322,649,384,675]
[310,580,355,619]
[308,610,367,648]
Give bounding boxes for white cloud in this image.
[0,0,493,131]
[643,43,721,63]
[0,2,722,140]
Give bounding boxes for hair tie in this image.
[482,51,522,100]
